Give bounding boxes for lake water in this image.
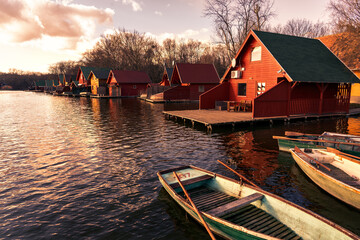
[0,91,359,239]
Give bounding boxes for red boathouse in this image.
[200,30,360,118]
[107,70,151,97]
[159,67,173,86]
[162,63,220,101]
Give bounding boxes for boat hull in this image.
[158,166,359,240]
[276,136,360,157]
[159,176,266,240]
[290,150,360,209]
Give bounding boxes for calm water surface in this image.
[0,91,359,239]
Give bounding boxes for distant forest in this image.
[0,70,56,90]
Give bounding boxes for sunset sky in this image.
[0,0,331,73]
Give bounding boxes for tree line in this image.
[2,0,359,89]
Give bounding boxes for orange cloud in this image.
[0,0,114,45]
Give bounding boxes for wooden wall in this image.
[200,82,230,109]
[227,36,284,102]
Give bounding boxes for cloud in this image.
[0,0,114,50]
[145,28,211,44]
[122,0,142,12]
[154,11,162,16]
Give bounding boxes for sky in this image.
[0,0,332,73]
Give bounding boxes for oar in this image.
[294,146,331,171]
[217,160,259,188]
[326,147,360,160]
[173,172,216,240]
[273,136,360,147]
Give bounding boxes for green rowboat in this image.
[158,165,359,240]
[273,132,360,157]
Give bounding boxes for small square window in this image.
[198,85,205,92]
[133,85,137,89]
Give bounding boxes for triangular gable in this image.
[223,30,359,84]
[171,63,220,85]
[159,67,173,86]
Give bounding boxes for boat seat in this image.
[207,193,264,217]
[169,174,213,189]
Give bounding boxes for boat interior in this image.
[170,175,301,240]
[296,149,360,188]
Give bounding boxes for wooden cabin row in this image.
[38,67,152,97]
[33,30,359,119]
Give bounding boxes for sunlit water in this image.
[0,91,359,239]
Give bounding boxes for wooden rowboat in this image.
[290,147,360,209]
[158,165,359,240]
[273,131,360,157]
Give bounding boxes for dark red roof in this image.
[109,70,151,84]
[174,63,220,84]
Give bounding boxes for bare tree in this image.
[81,28,163,81]
[48,60,80,75]
[273,19,329,38]
[328,0,360,68]
[162,38,177,66]
[204,0,275,60]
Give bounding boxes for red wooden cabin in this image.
[162,63,220,101]
[76,67,111,87]
[200,30,360,118]
[159,67,173,86]
[107,70,151,97]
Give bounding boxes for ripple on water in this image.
[0,92,359,239]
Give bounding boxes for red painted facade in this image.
[159,68,170,86]
[200,30,353,118]
[77,72,88,86]
[162,63,220,101]
[107,70,151,97]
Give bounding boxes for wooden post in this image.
[317,83,328,115]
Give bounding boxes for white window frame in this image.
[251,46,261,62]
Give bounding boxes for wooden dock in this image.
[163,108,360,132]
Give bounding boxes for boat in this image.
[290,146,360,209]
[158,165,359,240]
[273,131,360,156]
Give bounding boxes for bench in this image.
[207,193,264,217]
[169,174,213,189]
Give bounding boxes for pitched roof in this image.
[80,66,111,80]
[174,63,220,84]
[252,30,359,83]
[109,70,151,84]
[89,68,112,79]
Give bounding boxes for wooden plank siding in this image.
[200,82,230,109]
[227,37,283,102]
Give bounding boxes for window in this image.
[238,83,246,96]
[251,46,261,61]
[198,85,205,92]
[133,85,137,89]
[257,82,266,96]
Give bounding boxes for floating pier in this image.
[163,109,360,133]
